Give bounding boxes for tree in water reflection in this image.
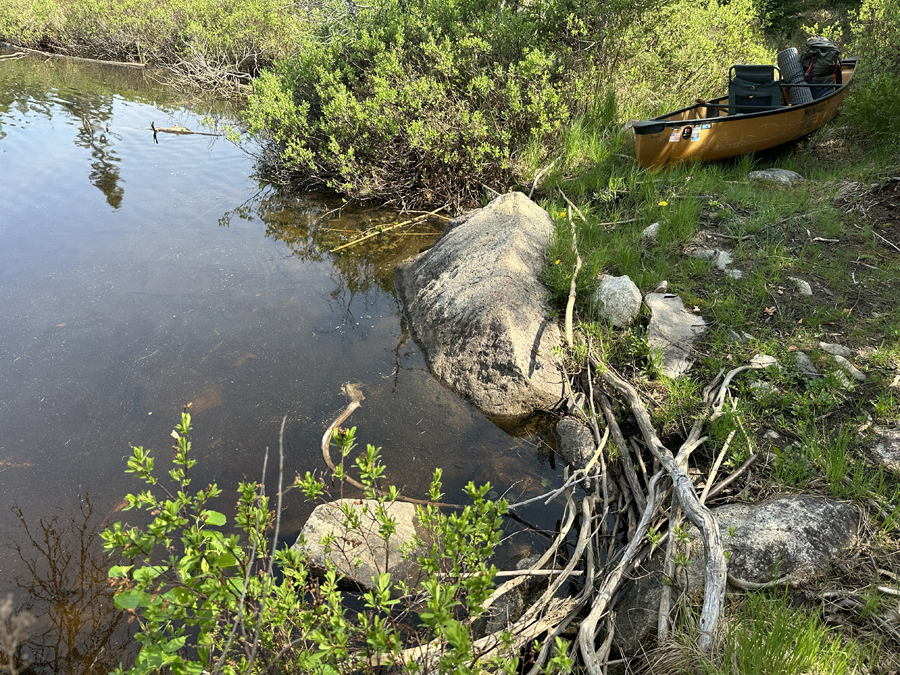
[4,496,135,674]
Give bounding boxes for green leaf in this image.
[204,510,226,526]
[114,590,143,610]
[162,636,187,653]
[172,587,194,605]
[217,552,238,568]
[108,565,132,578]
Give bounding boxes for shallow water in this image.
[0,50,564,671]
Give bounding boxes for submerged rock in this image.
[395,192,566,417]
[293,499,424,590]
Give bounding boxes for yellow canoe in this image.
[633,58,858,169]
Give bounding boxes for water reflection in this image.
[5,497,135,674]
[219,188,446,297]
[0,46,236,213]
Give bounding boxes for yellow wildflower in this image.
[658,201,668,206]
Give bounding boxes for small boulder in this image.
[788,277,813,296]
[866,427,900,474]
[750,354,781,370]
[293,499,424,590]
[591,274,642,327]
[395,192,566,417]
[613,495,859,657]
[642,222,660,242]
[554,416,596,470]
[749,168,804,185]
[794,351,820,378]
[645,293,706,378]
[819,341,852,357]
[832,354,866,382]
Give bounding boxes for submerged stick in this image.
[329,208,445,253]
[320,383,463,508]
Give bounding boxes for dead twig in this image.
[329,208,444,253]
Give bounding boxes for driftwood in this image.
[150,121,223,143]
[316,348,765,670]
[0,42,146,68]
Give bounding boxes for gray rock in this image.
[554,417,596,470]
[690,248,719,261]
[727,330,753,343]
[867,427,900,474]
[294,499,424,590]
[725,268,744,279]
[762,429,783,442]
[833,370,853,388]
[832,354,866,381]
[713,250,733,270]
[794,351,820,377]
[789,276,813,296]
[395,192,566,417]
[473,588,525,638]
[645,293,706,378]
[819,341,852,357]
[749,168,804,185]
[613,495,859,657]
[750,354,781,370]
[591,274,642,327]
[642,222,660,242]
[565,392,587,416]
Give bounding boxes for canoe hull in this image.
[633,59,857,169]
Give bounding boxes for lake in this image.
[0,48,563,672]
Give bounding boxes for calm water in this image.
[0,50,562,671]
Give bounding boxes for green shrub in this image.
[102,414,517,674]
[844,0,900,147]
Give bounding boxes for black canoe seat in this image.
[728,65,782,114]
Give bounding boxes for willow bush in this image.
[244,0,776,207]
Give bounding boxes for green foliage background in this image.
[243,0,775,206]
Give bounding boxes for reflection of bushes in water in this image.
[5,496,135,674]
[218,187,443,299]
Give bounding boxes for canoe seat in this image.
[728,65,782,114]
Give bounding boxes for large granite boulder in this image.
[293,499,425,590]
[613,495,859,657]
[395,192,566,417]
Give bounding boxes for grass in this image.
[542,117,900,666]
[654,590,879,675]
